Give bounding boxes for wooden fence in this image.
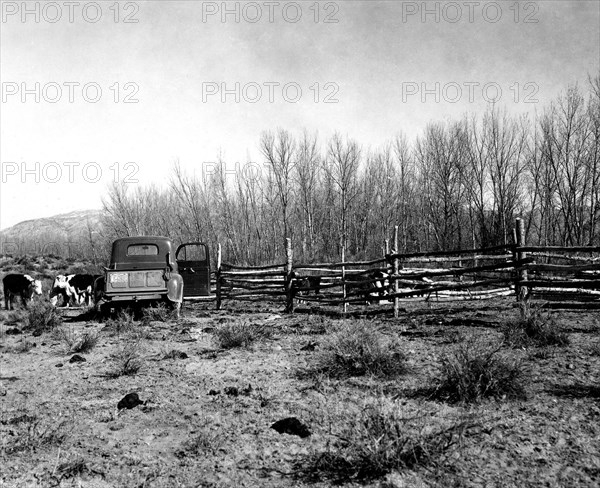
[212,219,600,314]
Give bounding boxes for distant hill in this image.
[0,209,104,258]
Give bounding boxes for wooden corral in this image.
[212,219,600,314]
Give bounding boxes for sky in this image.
[0,0,599,230]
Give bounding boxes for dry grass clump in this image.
[294,398,474,483]
[141,303,171,324]
[103,309,136,336]
[109,339,144,377]
[24,299,62,334]
[103,309,154,341]
[503,308,569,347]
[54,327,98,353]
[306,321,406,378]
[436,337,525,403]
[213,320,263,349]
[174,430,224,459]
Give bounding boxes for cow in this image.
[293,276,322,304]
[346,270,389,304]
[49,274,76,307]
[3,274,43,310]
[50,274,100,307]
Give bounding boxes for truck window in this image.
[127,244,159,256]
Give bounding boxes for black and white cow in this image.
[50,274,100,307]
[294,276,322,304]
[3,274,43,310]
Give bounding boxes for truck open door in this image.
[175,243,211,298]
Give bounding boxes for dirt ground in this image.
[1,298,599,488]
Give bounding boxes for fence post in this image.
[515,218,529,317]
[393,225,399,319]
[285,238,294,313]
[342,246,347,314]
[216,243,222,310]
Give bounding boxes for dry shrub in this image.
[294,398,475,483]
[307,321,406,378]
[24,300,62,333]
[109,339,143,377]
[214,320,261,349]
[103,309,154,341]
[503,307,569,347]
[103,309,136,336]
[72,332,98,353]
[436,337,525,403]
[175,430,224,458]
[55,328,98,354]
[141,303,171,324]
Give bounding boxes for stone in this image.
[271,417,311,438]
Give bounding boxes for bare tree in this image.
[261,129,296,249]
[293,130,321,259]
[540,85,595,245]
[415,121,468,250]
[324,133,361,256]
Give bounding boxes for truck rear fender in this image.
[166,273,184,303]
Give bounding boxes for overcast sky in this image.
[1,0,599,230]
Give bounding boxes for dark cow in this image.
[3,274,43,310]
[50,274,101,307]
[294,276,321,303]
[346,270,389,304]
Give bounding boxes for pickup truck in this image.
[95,236,211,316]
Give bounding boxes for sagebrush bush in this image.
[103,309,136,336]
[503,308,569,347]
[55,328,98,354]
[214,321,260,349]
[24,300,62,333]
[110,340,143,377]
[437,338,525,403]
[308,321,406,378]
[295,398,473,483]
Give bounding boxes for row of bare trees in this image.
[97,77,600,265]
